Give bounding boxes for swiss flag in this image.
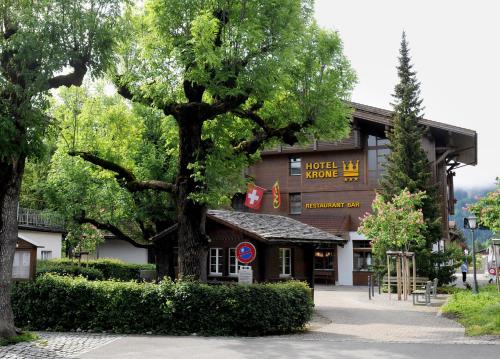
[244,185,265,210]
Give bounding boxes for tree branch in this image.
[74,213,151,249]
[233,111,312,155]
[68,150,176,193]
[114,75,176,116]
[47,56,89,89]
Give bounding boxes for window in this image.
[315,250,334,270]
[228,248,239,276]
[279,248,292,277]
[367,135,390,182]
[289,157,301,176]
[353,240,371,249]
[41,251,52,260]
[12,251,31,279]
[209,248,223,275]
[289,193,302,214]
[353,251,372,271]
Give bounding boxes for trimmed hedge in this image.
[37,259,156,281]
[12,275,313,336]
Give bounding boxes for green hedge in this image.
[37,259,156,281]
[12,275,313,336]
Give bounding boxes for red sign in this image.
[236,242,256,264]
[489,267,497,276]
[244,185,265,210]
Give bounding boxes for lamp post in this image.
[465,216,479,294]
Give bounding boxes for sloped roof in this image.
[299,215,351,236]
[207,210,345,244]
[17,235,44,248]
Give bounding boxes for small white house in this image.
[18,228,63,260]
[94,237,149,264]
[17,208,65,260]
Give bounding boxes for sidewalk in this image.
[305,285,499,344]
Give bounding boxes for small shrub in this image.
[37,259,155,281]
[0,332,39,347]
[12,275,313,336]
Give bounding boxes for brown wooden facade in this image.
[238,102,477,285]
[12,238,39,281]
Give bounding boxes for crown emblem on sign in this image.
[342,160,359,177]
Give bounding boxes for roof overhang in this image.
[351,102,477,166]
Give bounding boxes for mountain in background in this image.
[450,185,496,248]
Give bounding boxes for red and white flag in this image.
[244,184,265,210]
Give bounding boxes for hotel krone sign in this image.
[305,160,359,182]
[304,159,361,210]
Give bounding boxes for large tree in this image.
[378,32,448,282]
[0,0,122,339]
[380,32,441,249]
[70,0,356,280]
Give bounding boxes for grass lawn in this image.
[442,284,500,336]
[0,332,39,347]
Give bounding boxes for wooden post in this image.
[412,254,416,292]
[396,254,401,301]
[402,255,407,300]
[387,254,391,299]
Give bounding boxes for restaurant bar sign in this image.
[304,201,361,209]
[305,160,359,182]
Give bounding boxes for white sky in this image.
[314,0,499,189]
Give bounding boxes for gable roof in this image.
[207,210,346,244]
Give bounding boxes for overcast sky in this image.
[314,0,499,189]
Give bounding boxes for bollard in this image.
[378,273,381,295]
[368,275,372,300]
[372,275,375,297]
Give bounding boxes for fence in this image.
[17,207,65,230]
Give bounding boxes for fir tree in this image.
[380,32,443,277]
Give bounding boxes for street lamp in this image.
[465,215,479,294]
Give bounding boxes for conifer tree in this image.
[380,32,442,264]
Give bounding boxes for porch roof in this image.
[207,210,346,244]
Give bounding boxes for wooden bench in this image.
[381,276,429,290]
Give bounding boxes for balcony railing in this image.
[17,207,65,231]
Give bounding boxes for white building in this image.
[17,208,65,260]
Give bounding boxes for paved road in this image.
[78,335,499,359]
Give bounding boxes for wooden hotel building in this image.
[235,102,477,285]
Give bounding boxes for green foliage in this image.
[469,178,500,234]
[115,0,355,206]
[451,186,495,247]
[42,84,177,252]
[416,243,464,285]
[379,32,441,247]
[0,332,38,347]
[442,284,500,336]
[37,259,155,282]
[12,275,313,336]
[358,189,427,255]
[0,0,124,160]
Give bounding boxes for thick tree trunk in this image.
[175,119,208,280]
[0,157,25,339]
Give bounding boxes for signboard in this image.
[489,268,497,276]
[238,265,253,285]
[304,160,360,182]
[236,242,256,264]
[12,251,31,279]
